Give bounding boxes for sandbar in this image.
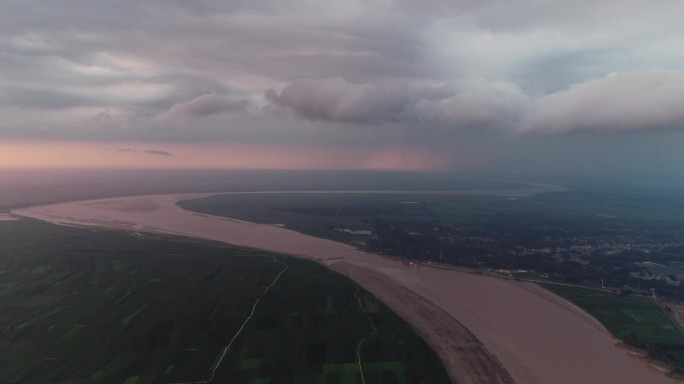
[13,193,679,384]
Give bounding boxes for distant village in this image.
[363,218,684,299]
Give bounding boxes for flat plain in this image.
[15,194,680,384]
[0,219,450,384]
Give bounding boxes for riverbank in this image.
[14,194,678,384]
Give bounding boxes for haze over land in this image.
[0,169,557,210]
[1,1,684,174]
[3,2,684,383]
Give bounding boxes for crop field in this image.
[179,190,684,250]
[542,285,684,360]
[178,193,442,246]
[0,219,449,384]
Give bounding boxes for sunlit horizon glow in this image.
[0,140,448,171]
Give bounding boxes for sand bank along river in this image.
[14,193,680,384]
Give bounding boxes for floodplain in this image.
[14,193,679,384]
[180,190,684,374]
[0,219,449,384]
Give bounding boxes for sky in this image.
[1,0,684,174]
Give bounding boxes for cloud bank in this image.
[2,1,684,172]
[268,70,684,133]
[523,70,684,133]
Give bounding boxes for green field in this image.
[0,219,449,384]
[179,190,684,251]
[542,285,684,364]
[179,191,684,294]
[178,193,442,246]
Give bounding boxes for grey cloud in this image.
[163,93,251,118]
[143,149,173,157]
[268,70,684,133]
[0,87,97,109]
[267,77,528,129]
[522,69,684,133]
[0,0,444,110]
[2,0,684,177]
[118,148,137,152]
[2,0,681,114]
[266,77,455,125]
[410,81,528,129]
